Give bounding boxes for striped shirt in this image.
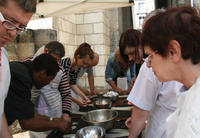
[60,57,80,85]
[58,64,72,113]
[25,56,72,114]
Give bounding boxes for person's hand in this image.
[90,90,97,95]
[128,102,133,105]
[114,87,123,95]
[77,99,87,107]
[83,96,91,103]
[62,113,71,123]
[125,117,132,128]
[55,118,71,133]
[86,98,91,103]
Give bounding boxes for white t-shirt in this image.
[167,76,200,138]
[127,63,183,138]
[0,48,10,128]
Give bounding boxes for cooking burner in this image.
[47,111,131,138]
[47,96,133,138]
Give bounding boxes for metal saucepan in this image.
[94,98,112,109]
[76,126,105,138]
[81,109,118,130]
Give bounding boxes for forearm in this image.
[71,97,79,104]
[77,85,90,95]
[71,97,86,107]
[108,80,117,89]
[71,85,88,100]
[59,77,72,113]
[19,113,60,132]
[88,74,95,93]
[0,113,12,138]
[108,80,121,92]
[129,106,149,138]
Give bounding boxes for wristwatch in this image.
[50,117,53,121]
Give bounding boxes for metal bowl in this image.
[94,98,112,109]
[81,109,118,130]
[76,126,105,138]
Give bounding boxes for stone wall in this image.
[106,8,123,54]
[52,15,77,57]
[5,29,57,61]
[75,11,111,89]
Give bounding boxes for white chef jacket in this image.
[0,48,10,128]
[167,76,200,138]
[127,63,183,138]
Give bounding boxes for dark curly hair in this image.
[33,54,59,76]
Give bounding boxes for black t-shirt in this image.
[4,61,35,126]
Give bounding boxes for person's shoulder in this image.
[110,53,115,58]
[10,61,24,69]
[10,61,32,79]
[22,56,33,62]
[61,57,71,65]
[140,63,153,74]
[108,53,115,62]
[58,62,65,72]
[137,63,161,84]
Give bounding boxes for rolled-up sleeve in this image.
[59,69,72,114]
[127,63,162,111]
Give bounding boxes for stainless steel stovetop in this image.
[47,110,131,138]
[47,96,132,138]
[63,116,129,138]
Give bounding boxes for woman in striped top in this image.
[61,42,94,111]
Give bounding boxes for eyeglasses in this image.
[143,50,158,64]
[0,11,26,33]
[143,55,152,64]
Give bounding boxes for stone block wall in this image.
[52,15,77,57]
[5,39,18,61]
[75,11,111,89]
[34,29,57,51]
[17,30,34,60]
[106,8,123,54]
[5,29,57,61]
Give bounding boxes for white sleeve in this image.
[127,63,162,111]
